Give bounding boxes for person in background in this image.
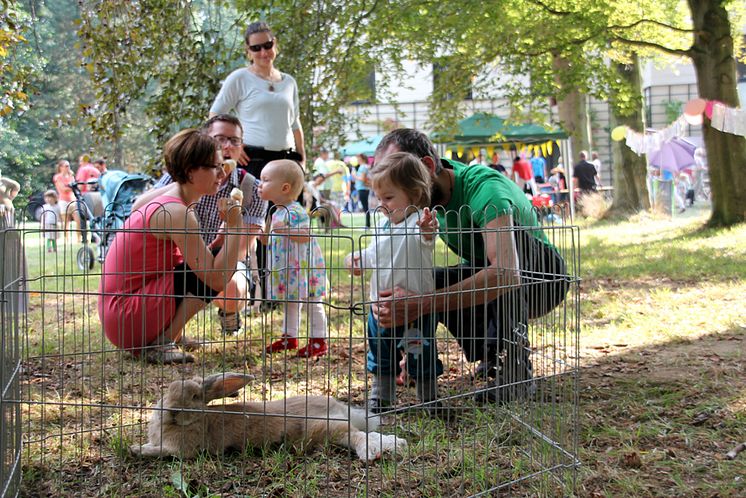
[512,155,536,195]
[313,149,331,199]
[52,159,75,240]
[572,150,601,194]
[210,21,305,311]
[469,152,487,167]
[93,158,108,176]
[0,170,21,224]
[76,154,100,193]
[41,190,60,253]
[530,153,547,184]
[590,151,602,183]
[355,153,371,228]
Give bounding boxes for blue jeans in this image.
[366,312,443,380]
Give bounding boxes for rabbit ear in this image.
[201,373,254,401]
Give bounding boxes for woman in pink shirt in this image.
[98,129,244,363]
[52,160,75,240]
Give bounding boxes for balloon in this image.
[444,149,453,159]
[684,112,703,126]
[704,100,722,120]
[683,98,707,117]
[457,145,464,156]
[611,126,627,141]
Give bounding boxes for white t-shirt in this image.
[358,212,435,301]
[210,68,300,151]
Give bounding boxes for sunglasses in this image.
[248,39,275,52]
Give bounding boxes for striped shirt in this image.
[154,168,266,244]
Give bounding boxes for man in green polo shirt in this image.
[372,128,566,403]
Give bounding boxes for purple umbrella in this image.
[648,137,698,172]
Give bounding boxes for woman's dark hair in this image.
[163,129,218,184]
[357,153,368,165]
[369,152,431,208]
[244,21,273,45]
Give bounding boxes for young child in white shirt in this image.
[41,190,61,253]
[345,152,443,413]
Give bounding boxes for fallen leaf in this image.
[621,451,643,468]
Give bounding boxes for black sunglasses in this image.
[248,39,275,52]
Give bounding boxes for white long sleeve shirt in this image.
[358,212,435,301]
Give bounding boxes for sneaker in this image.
[297,338,328,358]
[266,336,298,354]
[474,358,499,379]
[218,309,242,335]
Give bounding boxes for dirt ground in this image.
[577,279,745,497]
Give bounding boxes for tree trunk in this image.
[688,0,746,226]
[607,55,650,215]
[113,107,123,170]
[553,55,592,164]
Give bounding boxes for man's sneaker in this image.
[474,358,499,379]
[297,338,328,358]
[266,336,298,354]
[218,310,242,335]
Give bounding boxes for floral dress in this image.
[269,201,327,300]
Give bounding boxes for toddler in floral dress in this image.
[258,159,328,358]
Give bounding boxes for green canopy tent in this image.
[436,112,568,146]
[340,135,383,157]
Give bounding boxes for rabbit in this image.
[130,372,407,461]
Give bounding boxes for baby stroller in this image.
[70,170,152,270]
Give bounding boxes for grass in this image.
[12,205,745,496]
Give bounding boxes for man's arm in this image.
[373,214,522,327]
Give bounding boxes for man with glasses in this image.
[141,114,267,334]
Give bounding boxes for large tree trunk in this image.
[688,0,746,226]
[607,55,650,215]
[553,55,592,163]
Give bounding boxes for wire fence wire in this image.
[4,202,580,497]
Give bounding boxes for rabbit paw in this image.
[356,432,408,461]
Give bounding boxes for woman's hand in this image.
[219,198,243,227]
[237,147,251,167]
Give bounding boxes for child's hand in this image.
[344,253,363,276]
[417,207,439,241]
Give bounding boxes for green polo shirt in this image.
[435,158,548,263]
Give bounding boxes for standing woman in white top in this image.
[210,21,306,309]
[210,21,305,176]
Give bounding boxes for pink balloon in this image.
[704,101,714,119]
[684,98,707,117]
[704,100,723,120]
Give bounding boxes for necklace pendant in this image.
[268,84,274,92]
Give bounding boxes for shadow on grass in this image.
[578,326,745,497]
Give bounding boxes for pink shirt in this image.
[76,164,101,192]
[98,195,184,351]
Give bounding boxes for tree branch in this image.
[526,0,573,16]
[609,18,695,35]
[612,35,691,58]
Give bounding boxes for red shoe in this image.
[297,338,327,358]
[266,336,298,354]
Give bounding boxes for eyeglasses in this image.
[248,39,275,52]
[213,135,242,147]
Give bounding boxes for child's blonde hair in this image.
[44,190,58,203]
[268,159,305,199]
[369,152,431,208]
